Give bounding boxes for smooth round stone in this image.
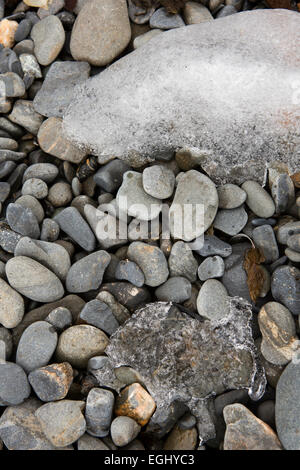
[271,173,295,214]
[0,182,10,203]
[35,400,86,447]
[0,327,13,360]
[285,248,300,263]
[221,242,251,302]
[0,72,25,97]
[15,237,71,281]
[133,29,163,49]
[28,362,73,402]
[22,163,58,184]
[66,250,111,293]
[31,15,65,66]
[197,279,230,321]
[6,202,40,239]
[150,7,185,29]
[15,195,44,223]
[85,388,115,437]
[0,160,16,179]
[155,276,192,303]
[22,177,48,199]
[40,218,60,242]
[56,325,109,369]
[198,255,225,281]
[13,38,34,55]
[142,165,175,199]
[168,241,198,282]
[115,259,145,287]
[217,183,247,209]
[70,0,131,66]
[6,256,64,302]
[0,362,30,406]
[16,321,58,373]
[194,234,232,258]
[258,302,297,366]
[93,159,130,193]
[252,225,279,263]
[184,2,213,24]
[48,182,72,207]
[276,361,300,450]
[287,234,300,253]
[0,277,24,328]
[276,221,300,245]
[271,266,300,316]
[14,19,32,42]
[116,171,162,221]
[110,416,141,447]
[45,307,72,331]
[127,242,169,287]
[241,180,275,218]
[79,299,119,336]
[54,206,96,252]
[213,206,248,236]
[169,170,218,241]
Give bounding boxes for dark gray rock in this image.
[194,235,232,258]
[93,159,130,193]
[271,173,295,214]
[66,251,111,293]
[0,362,30,406]
[85,388,115,437]
[0,72,25,97]
[6,203,40,239]
[15,195,44,224]
[276,221,300,245]
[8,100,44,135]
[45,307,72,331]
[16,320,58,373]
[0,160,16,179]
[222,242,251,301]
[276,361,300,450]
[0,149,26,163]
[54,206,96,252]
[168,241,198,282]
[33,61,90,118]
[40,218,60,242]
[0,182,10,203]
[0,48,23,76]
[287,234,300,253]
[252,225,279,263]
[100,282,151,312]
[271,266,300,316]
[79,299,119,335]
[0,327,13,360]
[100,301,266,442]
[213,206,248,236]
[149,7,185,29]
[115,259,145,287]
[0,221,23,253]
[155,277,192,303]
[15,19,32,43]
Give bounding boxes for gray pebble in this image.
[85,388,115,437]
[150,7,185,29]
[193,234,232,258]
[15,194,44,223]
[142,165,175,199]
[23,163,58,184]
[22,177,48,199]
[0,160,16,179]
[213,206,248,236]
[287,234,300,253]
[0,362,30,406]
[0,72,25,97]
[0,221,23,253]
[252,224,279,263]
[115,259,145,287]
[8,100,44,135]
[217,183,247,209]
[127,241,169,287]
[15,19,32,43]
[77,433,109,450]
[177,413,197,430]
[6,202,40,239]
[0,327,12,360]
[40,218,60,242]
[6,256,64,303]
[198,255,225,281]
[285,248,300,263]
[0,182,10,203]
[168,241,198,282]
[13,39,35,55]
[16,321,58,373]
[79,299,119,335]
[0,277,24,329]
[0,137,18,150]
[197,279,230,321]
[47,181,72,207]
[216,5,237,17]
[66,250,111,293]
[110,416,141,447]
[271,266,300,315]
[241,180,275,218]
[154,276,191,303]
[277,221,300,245]
[54,206,96,252]
[45,307,73,331]
[271,173,295,214]
[222,242,251,302]
[0,149,25,163]
[31,15,65,66]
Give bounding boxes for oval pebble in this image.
[241,180,275,218]
[197,279,230,321]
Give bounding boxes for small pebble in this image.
[242,180,276,218]
[142,165,175,199]
[155,276,192,303]
[6,202,40,239]
[85,388,115,437]
[110,416,141,447]
[115,259,145,287]
[45,307,72,331]
[79,299,119,335]
[197,279,230,321]
[28,362,73,402]
[0,362,30,406]
[198,255,225,281]
[252,225,279,263]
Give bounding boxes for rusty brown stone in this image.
[223,404,282,450]
[0,20,18,48]
[163,425,198,450]
[291,172,300,188]
[265,0,294,8]
[28,363,73,402]
[115,382,156,426]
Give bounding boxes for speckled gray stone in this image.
[197,279,229,320]
[222,242,251,302]
[16,321,58,373]
[217,183,247,209]
[252,225,279,263]
[287,234,300,253]
[22,177,48,199]
[66,251,111,293]
[22,163,58,184]
[6,202,40,239]
[168,241,198,282]
[194,234,232,258]
[127,242,169,287]
[271,173,295,214]
[213,206,248,236]
[115,259,145,287]
[54,206,96,252]
[0,362,30,406]
[198,255,225,281]
[277,221,300,245]
[85,388,115,437]
[142,165,175,199]
[271,266,300,316]
[110,416,141,447]
[31,15,65,66]
[155,277,192,303]
[40,218,60,242]
[15,195,44,224]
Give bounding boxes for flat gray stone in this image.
[16,321,58,373]
[54,206,96,252]
[94,159,130,193]
[31,15,65,66]
[21,178,48,199]
[222,242,251,302]
[0,72,25,97]
[6,256,64,302]
[142,165,175,199]
[242,180,275,218]
[194,234,232,258]
[110,416,141,447]
[213,206,248,236]
[150,7,185,29]
[168,241,198,282]
[0,277,24,329]
[0,362,30,406]
[77,434,109,450]
[63,10,300,183]
[66,250,111,293]
[85,388,115,437]
[197,279,229,321]
[8,100,44,135]
[155,276,192,303]
[127,242,169,287]
[252,225,279,263]
[6,202,40,239]
[271,173,295,214]
[79,299,119,335]
[33,61,90,118]
[15,195,44,223]
[45,307,72,332]
[198,255,225,281]
[277,221,300,245]
[22,163,58,183]
[115,259,145,287]
[217,183,247,209]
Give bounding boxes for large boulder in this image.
[63,9,300,184]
